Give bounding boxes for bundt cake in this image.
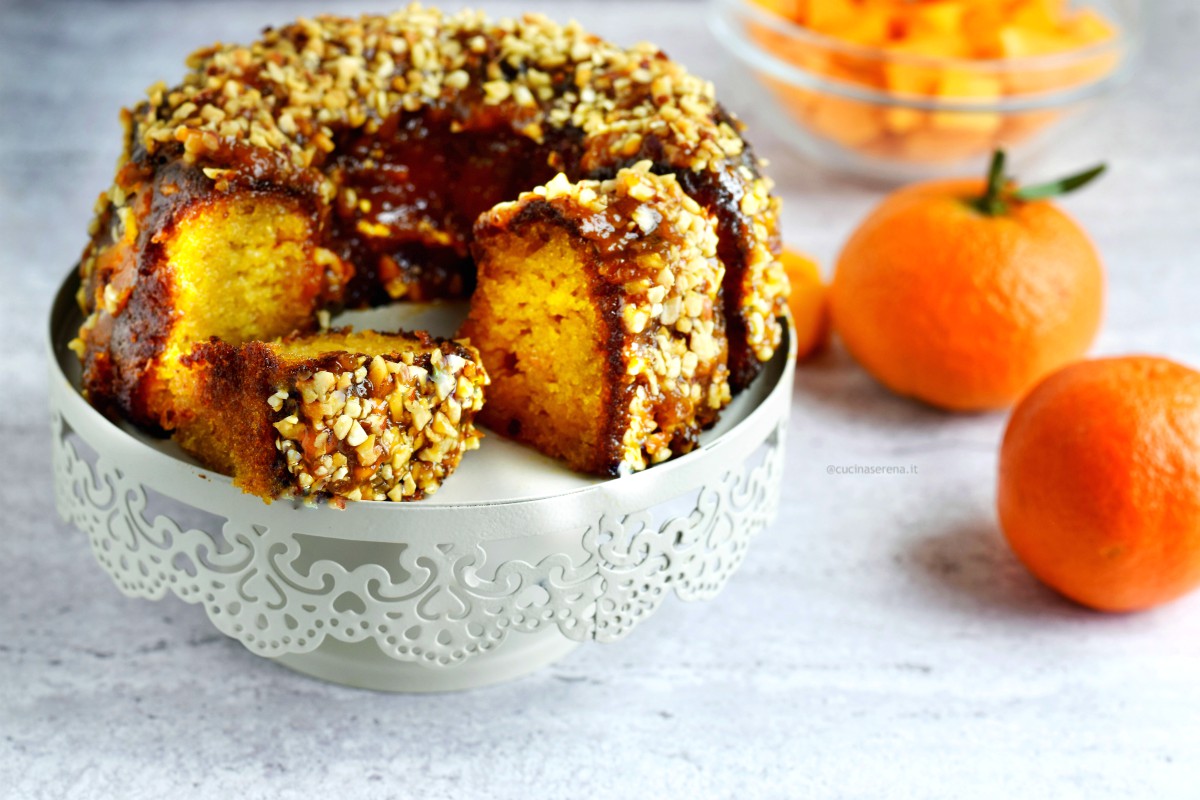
[175,329,487,502]
[70,6,790,499]
[462,164,730,475]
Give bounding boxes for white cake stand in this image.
[48,271,795,691]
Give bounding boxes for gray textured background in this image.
[3,1,1200,798]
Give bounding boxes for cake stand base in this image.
[273,630,581,692]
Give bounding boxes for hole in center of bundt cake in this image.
[329,118,560,306]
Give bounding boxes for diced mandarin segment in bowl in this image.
[747,0,1121,165]
[753,0,1116,58]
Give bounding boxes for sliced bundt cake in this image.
[73,7,788,435]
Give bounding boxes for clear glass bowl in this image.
[709,0,1145,182]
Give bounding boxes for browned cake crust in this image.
[177,329,488,502]
[73,6,788,432]
[463,165,731,475]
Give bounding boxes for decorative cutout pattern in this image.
[52,410,784,669]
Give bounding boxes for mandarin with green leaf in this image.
[831,151,1106,411]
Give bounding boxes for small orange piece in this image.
[998,356,1200,612]
[830,173,1104,411]
[780,249,829,360]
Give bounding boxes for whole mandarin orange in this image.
[998,356,1200,612]
[780,249,830,360]
[831,156,1105,411]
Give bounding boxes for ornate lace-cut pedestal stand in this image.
[49,274,794,691]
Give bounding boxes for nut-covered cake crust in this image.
[178,329,488,502]
[464,164,731,475]
[73,4,789,434]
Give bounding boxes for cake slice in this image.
[460,163,732,476]
[174,329,488,503]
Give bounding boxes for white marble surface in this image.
[4,1,1200,797]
